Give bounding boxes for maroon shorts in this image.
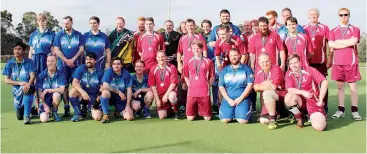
[310,63,328,77]
[186,96,212,117]
[157,94,174,111]
[300,96,326,116]
[331,64,361,82]
[260,90,287,116]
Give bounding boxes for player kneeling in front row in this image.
[94,57,134,123]
[131,60,154,118]
[69,52,104,122]
[184,40,215,121]
[148,51,180,120]
[3,42,37,124]
[219,48,254,124]
[285,54,327,131]
[37,54,67,122]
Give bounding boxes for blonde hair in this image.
[37,13,47,21]
[338,8,350,15]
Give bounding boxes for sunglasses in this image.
[339,14,349,17]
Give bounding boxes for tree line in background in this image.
[1,10,366,64]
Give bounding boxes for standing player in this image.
[251,20,259,35]
[133,17,146,64]
[284,17,314,67]
[69,52,103,122]
[137,17,165,74]
[253,53,287,129]
[148,51,180,120]
[37,54,67,122]
[184,40,215,121]
[201,20,214,60]
[3,42,37,124]
[284,54,328,131]
[240,20,252,52]
[83,16,111,70]
[328,8,361,120]
[303,8,330,112]
[277,8,305,41]
[219,48,254,124]
[98,57,134,123]
[109,17,135,72]
[54,16,85,117]
[179,21,188,35]
[266,10,282,32]
[162,20,182,67]
[249,17,285,72]
[131,60,154,118]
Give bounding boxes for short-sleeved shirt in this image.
[284,33,313,67]
[102,68,132,94]
[37,69,67,91]
[240,33,252,53]
[53,29,85,62]
[72,64,104,95]
[248,31,284,68]
[83,30,111,62]
[285,67,326,96]
[131,74,149,93]
[202,32,215,60]
[303,23,329,64]
[132,30,145,63]
[269,23,282,33]
[177,33,208,66]
[137,32,165,70]
[214,36,243,66]
[208,23,241,42]
[219,64,254,99]
[148,64,179,96]
[183,57,214,97]
[329,24,360,65]
[278,24,305,41]
[28,29,55,55]
[109,28,135,64]
[254,65,285,90]
[2,58,37,88]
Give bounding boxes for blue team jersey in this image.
[208,22,241,42]
[277,25,305,41]
[102,68,132,94]
[72,64,104,95]
[28,29,55,55]
[37,69,67,90]
[2,58,37,87]
[131,74,149,93]
[219,64,254,99]
[83,30,111,62]
[53,29,85,60]
[202,32,215,60]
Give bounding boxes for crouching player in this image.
[96,57,134,123]
[3,42,37,124]
[184,41,215,121]
[37,54,67,122]
[69,52,104,122]
[131,60,154,118]
[253,53,286,130]
[148,51,180,120]
[218,48,254,124]
[285,54,327,131]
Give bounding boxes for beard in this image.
[260,29,269,36]
[230,59,240,65]
[86,62,94,68]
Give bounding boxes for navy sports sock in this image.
[100,97,110,115]
[70,97,81,115]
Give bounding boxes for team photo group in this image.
[3,6,362,132]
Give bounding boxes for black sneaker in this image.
[81,104,87,117]
[174,112,181,120]
[212,105,219,114]
[31,106,38,117]
[63,105,70,117]
[24,116,31,124]
[100,114,109,123]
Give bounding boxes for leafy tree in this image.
[237,24,244,33]
[156,28,165,33]
[358,35,366,63]
[1,10,23,56]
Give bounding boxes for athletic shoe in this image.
[31,106,38,117]
[24,116,31,124]
[144,111,152,119]
[268,120,278,130]
[212,105,219,114]
[332,111,345,119]
[296,119,304,128]
[179,105,186,113]
[53,112,62,122]
[352,112,362,121]
[63,105,70,117]
[100,114,109,123]
[81,104,87,117]
[288,114,295,124]
[174,112,181,120]
[71,115,82,122]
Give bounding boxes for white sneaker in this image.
[352,112,362,121]
[332,111,345,119]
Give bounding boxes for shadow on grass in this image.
[110,140,194,153]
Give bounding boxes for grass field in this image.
[1,67,366,153]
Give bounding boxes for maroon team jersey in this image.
[183,57,214,97]
[214,36,244,67]
[284,33,313,67]
[285,67,326,96]
[148,63,178,96]
[254,65,285,90]
[303,23,329,64]
[269,23,282,32]
[177,33,208,66]
[137,32,165,70]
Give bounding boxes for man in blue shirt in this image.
[3,42,37,124]
[219,48,254,124]
[131,60,154,118]
[277,8,305,41]
[83,16,111,71]
[69,52,104,122]
[37,54,67,123]
[54,16,85,117]
[98,57,133,123]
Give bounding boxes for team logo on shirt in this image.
[269,39,273,44]
[297,40,301,44]
[250,74,254,78]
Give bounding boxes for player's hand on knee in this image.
[301,91,312,99]
[118,92,126,101]
[156,99,162,107]
[81,91,90,101]
[43,104,50,114]
[162,94,168,103]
